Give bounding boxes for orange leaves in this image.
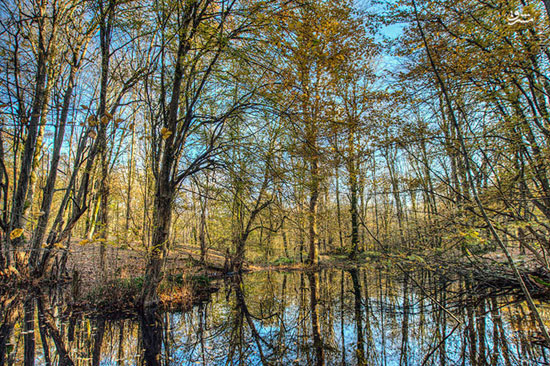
[0,266,19,278]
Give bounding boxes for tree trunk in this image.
[307,157,320,265]
[124,125,136,245]
[349,269,366,365]
[139,308,162,366]
[10,0,49,269]
[307,271,324,366]
[29,62,78,273]
[348,161,359,259]
[23,297,35,366]
[141,177,173,307]
[335,167,344,249]
[97,0,115,272]
[198,185,208,265]
[544,0,550,21]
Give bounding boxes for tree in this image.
[139,0,274,307]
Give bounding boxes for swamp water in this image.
[2,267,550,365]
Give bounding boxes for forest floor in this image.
[66,241,547,281]
[55,242,224,316]
[52,240,550,314]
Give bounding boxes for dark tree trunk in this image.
[139,308,163,366]
[349,269,366,365]
[348,161,359,259]
[92,319,105,366]
[10,1,49,268]
[23,297,35,366]
[307,271,324,366]
[141,177,173,307]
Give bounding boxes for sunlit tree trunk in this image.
[97,0,116,272]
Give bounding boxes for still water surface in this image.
[3,267,550,365]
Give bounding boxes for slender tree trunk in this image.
[308,158,320,265]
[543,0,550,21]
[29,61,79,273]
[92,319,105,366]
[37,295,51,366]
[117,322,124,366]
[348,160,359,259]
[36,295,74,366]
[141,175,173,307]
[198,180,208,265]
[10,0,49,268]
[385,149,406,247]
[335,167,344,249]
[97,0,115,272]
[282,222,290,258]
[0,300,19,365]
[349,269,366,365]
[23,297,35,366]
[124,125,136,244]
[307,271,324,366]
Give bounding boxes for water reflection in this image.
[1,268,550,365]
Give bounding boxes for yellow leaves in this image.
[41,241,66,249]
[10,228,23,240]
[460,229,487,251]
[86,319,92,339]
[459,230,479,238]
[88,130,97,139]
[87,113,117,127]
[78,239,90,246]
[87,116,98,127]
[161,127,173,140]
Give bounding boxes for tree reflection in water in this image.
[1,268,550,365]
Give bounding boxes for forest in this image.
[1,0,550,365]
